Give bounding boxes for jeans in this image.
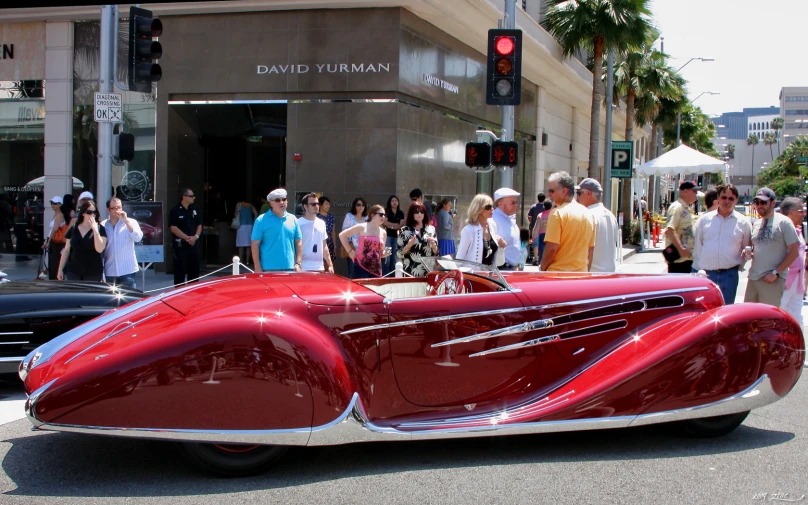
[382,234,397,276]
[703,267,739,305]
[107,273,137,290]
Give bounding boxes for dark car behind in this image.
[0,281,147,375]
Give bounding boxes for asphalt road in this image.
[0,252,805,504]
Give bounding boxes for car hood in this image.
[0,281,145,316]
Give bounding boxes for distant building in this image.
[779,87,808,151]
[711,106,780,140]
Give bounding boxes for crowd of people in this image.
[41,190,143,289]
[244,171,621,281]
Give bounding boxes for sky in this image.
[650,0,808,116]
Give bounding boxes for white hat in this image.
[78,191,94,201]
[493,187,520,202]
[50,196,63,204]
[267,188,287,201]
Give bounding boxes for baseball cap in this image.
[267,188,288,201]
[78,191,94,201]
[576,178,603,193]
[49,196,63,204]
[754,187,776,201]
[493,187,520,202]
[679,181,700,191]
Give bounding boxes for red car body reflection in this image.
[18,261,805,475]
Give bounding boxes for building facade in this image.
[779,87,808,151]
[0,1,648,271]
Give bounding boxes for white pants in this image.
[780,283,804,333]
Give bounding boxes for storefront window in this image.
[0,80,46,255]
[73,21,156,203]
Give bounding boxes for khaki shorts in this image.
[744,277,785,307]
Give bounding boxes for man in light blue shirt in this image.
[102,197,143,289]
[251,188,302,272]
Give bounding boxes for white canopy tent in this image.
[634,144,727,252]
[25,176,85,189]
[636,144,726,176]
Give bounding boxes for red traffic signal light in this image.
[491,141,518,167]
[486,29,522,106]
[465,142,492,168]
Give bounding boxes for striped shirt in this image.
[693,210,751,271]
[102,217,144,277]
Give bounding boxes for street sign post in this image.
[94,92,122,123]
[611,141,634,178]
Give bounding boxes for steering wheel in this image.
[428,269,464,296]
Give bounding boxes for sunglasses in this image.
[355,203,365,207]
[483,204,494,210]
[272,197,288,202]
[49,201,60,205]
[184,194,195,198]
[413,210,424,214]
[753,199,769,205]
[306,201,319,206]
[84,209,96,215]
[375,212,386,217]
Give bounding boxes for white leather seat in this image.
[362,282,430,300]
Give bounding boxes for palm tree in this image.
[725,143,735,159]
[541,0,654,179]
[747,133,760,186]
[771,116,784,157]
[763,131,777,160]
[612,35,683,238]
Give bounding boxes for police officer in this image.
[169,187,203,285]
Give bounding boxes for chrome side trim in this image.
[32,374,778,446]
[341,287,706,335]
[629,374,772,427]
[469,335,560,357]
[25,378,56,428]
[432,319,554,348]
[0,331,33,336]
[0,356,25,362]
[65,313,159,364]
[468,320,628,358]
[0,341,29,345]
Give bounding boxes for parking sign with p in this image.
[611,141,633,179]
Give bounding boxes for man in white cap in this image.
[251,188,303,272]
[542,171,596,272]
[491,187,521,270]
[169,187,203,285]
[575,178,618,272]
[69,191,95,226]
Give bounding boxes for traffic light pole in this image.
[499,0,516,189]
[96,5,115,211]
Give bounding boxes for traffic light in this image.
[486,29,522,106]
[465,142,492,168]
[128,7,162,93]
[491,140,518,167]
[113,133,135,161]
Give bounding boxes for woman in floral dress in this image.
[397,201,438,277]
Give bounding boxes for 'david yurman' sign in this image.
[257,63,391,74]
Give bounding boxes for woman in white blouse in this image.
[456,194,505,265]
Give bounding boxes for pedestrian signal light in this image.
[491,141,518,167]
[465,142,492,168]
[128,7,163,94]
[486,29,522,106]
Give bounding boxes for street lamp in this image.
[677,91,720,145]
[676,57,714,73]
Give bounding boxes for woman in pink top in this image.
[339,204,390,278]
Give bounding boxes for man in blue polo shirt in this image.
[251,188,303,272]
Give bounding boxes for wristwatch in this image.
[194,235,199,239]
[771,269,779,276]
[295,262,302,268]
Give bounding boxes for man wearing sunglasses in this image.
[692,184,751,304]
[744,187,800,307]
[169,187,203,285]
[298,192,333,273]
[251,188,303,273]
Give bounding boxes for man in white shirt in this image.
[575,178,618,272]
[491,187,521,270]
[693,184,752,304]
[298,192,333,273]
[101,197,144,289]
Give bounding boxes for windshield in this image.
[418,257,510,290]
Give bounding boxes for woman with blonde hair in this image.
[456,194,505,265]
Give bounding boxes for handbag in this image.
[52,223,68,244]
[339,244,350,259]
[662,244,681,263]
[230,215,240,230]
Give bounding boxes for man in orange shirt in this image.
[540,171,596,272]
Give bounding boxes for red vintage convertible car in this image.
[18,258,805,476]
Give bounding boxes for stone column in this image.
[43,21,73,229]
